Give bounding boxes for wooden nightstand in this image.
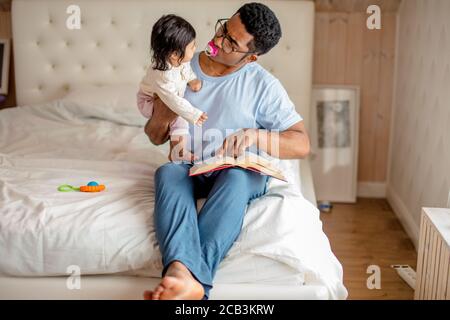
[0,93,15,110]
[415,207,450,300]
[0,52,15,110]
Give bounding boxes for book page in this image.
[189,152,287,182]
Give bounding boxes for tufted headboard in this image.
[11,0,314,127]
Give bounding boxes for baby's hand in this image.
[196,112,208,126]
[188,79,202,92]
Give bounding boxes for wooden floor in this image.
[320,198,417,300]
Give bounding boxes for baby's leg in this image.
[136,90,155,118]
[143,94,178,145]
[169,116,189,137]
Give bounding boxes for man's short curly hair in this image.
[235,2,282,55]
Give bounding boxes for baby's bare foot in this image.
[168,150,198,162]
[169,136,198,162]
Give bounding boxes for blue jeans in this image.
[154,162,270,299]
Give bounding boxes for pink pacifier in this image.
[205,40,219,57]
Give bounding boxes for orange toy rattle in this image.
[58,181,106,193]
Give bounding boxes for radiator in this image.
[414,208,450,300]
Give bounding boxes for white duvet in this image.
[0,100,347,299]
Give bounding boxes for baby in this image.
[137,14,207,161]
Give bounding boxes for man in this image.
[143,2,310,300]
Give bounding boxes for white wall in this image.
[387,0,450,249]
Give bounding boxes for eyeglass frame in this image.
[214,18,258,55]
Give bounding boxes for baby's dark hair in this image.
[151,14,196,71]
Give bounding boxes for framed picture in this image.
[310,85,360,203]
[0,38,11,95]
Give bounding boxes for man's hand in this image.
[216,128,258,158]
[215,121,310,160]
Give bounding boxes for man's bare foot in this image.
[143,261,204,300]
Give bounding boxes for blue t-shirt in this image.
[185,52,302,159]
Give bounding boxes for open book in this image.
[189,153,287,182]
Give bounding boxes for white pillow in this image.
[60,83,146,126]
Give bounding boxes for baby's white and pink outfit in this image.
[137,62,203,136]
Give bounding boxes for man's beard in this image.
[209,52,248,67]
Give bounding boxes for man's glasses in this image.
[214,18,257,55]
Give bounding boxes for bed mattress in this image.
[0,100,347,299]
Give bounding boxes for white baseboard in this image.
[357,182,386,198]
[386,185,420,250]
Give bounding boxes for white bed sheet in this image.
[0,101,347,299]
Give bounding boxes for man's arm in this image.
[216,120,310,160]
[144,96,178,145]
[258,120,310,159]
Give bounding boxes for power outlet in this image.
[391,265,416,289]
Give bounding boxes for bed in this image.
[0,0,348,300]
